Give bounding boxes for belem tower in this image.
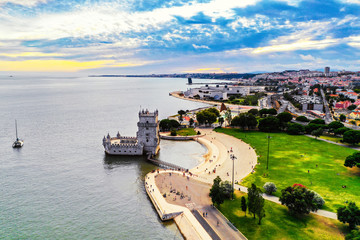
[102,109,160,156]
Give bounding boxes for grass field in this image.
[176,128,197,136]
[215,128,360,212]
[220,191,346,240]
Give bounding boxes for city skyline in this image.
[1,0,360,74]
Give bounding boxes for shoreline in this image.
[145,128,257,239]
[169,91,259,111]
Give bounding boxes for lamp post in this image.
[230,154,237,200]
[266,135,271,170]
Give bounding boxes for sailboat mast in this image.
[15,120,18,139]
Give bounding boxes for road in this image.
[320,88,333,124]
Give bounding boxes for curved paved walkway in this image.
[235,185,337,220]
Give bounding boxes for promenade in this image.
[145,128,256,239]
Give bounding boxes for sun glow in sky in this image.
[1,0,360,73]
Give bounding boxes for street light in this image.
[266,135,271,170]
[230,154,237,200]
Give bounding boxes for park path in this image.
[305,134,360,150]
[235,184,337,219]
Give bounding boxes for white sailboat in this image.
[12,120,24,148]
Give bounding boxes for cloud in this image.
[192,44,210,49]
[0,0,47,7]
[0,52,64,58]
[300,54,315,61]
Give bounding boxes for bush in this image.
[258,116,280,132]
[310,118,326,125]
[287,123,305,135]
[170,129,177,136]
[296,116,309,122]
[263,182,277,195]
[310,190,325,208]
[346,229,360,240]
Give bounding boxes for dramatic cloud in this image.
[0,0,360,73]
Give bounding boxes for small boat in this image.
[12,120,24,148]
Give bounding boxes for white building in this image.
[103,109,160,156]
[184,85,260,100]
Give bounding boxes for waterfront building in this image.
[183,85,265,100]
[103,109,160,156]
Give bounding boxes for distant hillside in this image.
[89,73,257,80]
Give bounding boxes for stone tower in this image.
[136,109,160,156]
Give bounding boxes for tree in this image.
[348,105,357,111]
[311,128,323,139]
[340,114,346,122]
[279,185,319,215]
[247,114,258,129]
[231,113,257,130]
[263,182,277,195]
[344,152,360,168]
[189,118,194,126]
[287,123,305,135]
[160,119,179,131]
[196,108,218,126]
[258,116,280,132]
[343,130,360,145]
[345,229,360,240]
[218,117,224,127]
[225,109,232,126]
[310,118,326,125]
[247,183,262,219]
[268,108,277,115]
[305,123,324,134]
[178,110,186,116]
[256,196,266,225]
[259,108,269,117]
[196,111,206,125]
[277,112,293,123]
[248,109,259,116]
[296,116,309,122]
[241,196,247,217]
[220,181,233,199]
[159,119,170,131]
[209,176,226,207]
[337,202,360,229]
[328,121,344,132]
[334,127,350,136]
[207,107,220,117]
[310,190,325,208]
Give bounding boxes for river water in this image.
[0,75,210,239]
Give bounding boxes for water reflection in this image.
[103,154,145,169]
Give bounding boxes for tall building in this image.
[325,67,330,75]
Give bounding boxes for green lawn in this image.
[220,191,346,240]
[176,128,197,136]
[215,128,360,212]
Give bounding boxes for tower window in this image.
[146,139,149,142]
[146,121,149,124]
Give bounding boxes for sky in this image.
[1,0,360,74]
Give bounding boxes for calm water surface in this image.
[0,75,210,239]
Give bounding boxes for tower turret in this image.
[136,109,160,155]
